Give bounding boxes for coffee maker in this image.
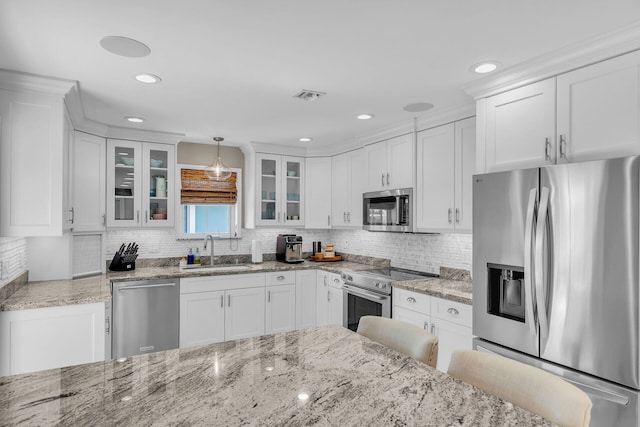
[276,234,304,263]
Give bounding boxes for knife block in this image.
[108,252,138,271]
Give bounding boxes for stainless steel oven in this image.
[341,268,436,331]
[363,188,412,232]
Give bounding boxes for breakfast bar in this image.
[0,325,550,426]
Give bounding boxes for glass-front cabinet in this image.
[256,154,304,226]
[107,139,174,228]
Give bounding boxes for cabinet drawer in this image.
[393,288,430,315]
[181,273,265,294]
[266,271,296,286]
[431,296,471,327]
[393,306,430,331]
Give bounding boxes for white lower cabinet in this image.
[392,288,471,373]
[0,302,106,376]
[296,270,317,329]
[179,273,266,348]
[265,271,296,334]
[316,271,344,326]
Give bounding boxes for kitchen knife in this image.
[118,243,125,254]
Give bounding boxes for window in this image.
[176,165,242,239]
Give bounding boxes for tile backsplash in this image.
[106,228,471,276]
[0,237,28,289]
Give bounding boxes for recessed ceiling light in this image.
[357,113,374,120]
[100,36,151,58]
[403,102,434,113]
[135,73,162,84]
[471,61,501,74]
[299,137,312,142]
[125,116,144,123]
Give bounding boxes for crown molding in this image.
[250,141,308,157]
[415,103,475,132]
[0,69,76,96]
[462,21,640,99]
[105,125,184,144]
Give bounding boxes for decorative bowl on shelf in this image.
[150,159,164,168]
[287,170,296,176]
[119,156,134,166]
[152,213,167,220]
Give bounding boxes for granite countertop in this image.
[0,325,551,426]
[0,260,378,311]
[392,266,473,305]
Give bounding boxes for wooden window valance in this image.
[181,169,237,204]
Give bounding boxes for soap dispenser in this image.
[194,248,201,265]
[187,248,194,264]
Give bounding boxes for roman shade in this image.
[181,169,237,204]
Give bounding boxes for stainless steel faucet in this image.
[204,234,216,266]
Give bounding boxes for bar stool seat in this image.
[356,316,438,368]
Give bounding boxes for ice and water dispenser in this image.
[487,264,525,321]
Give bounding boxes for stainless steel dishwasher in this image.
[112,278,180,358]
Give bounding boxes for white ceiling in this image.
[1,1,640,149]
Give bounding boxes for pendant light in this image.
[205,137,232,181]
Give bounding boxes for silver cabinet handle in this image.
[145,210,148,223]
[448,208,452,223]
[347,212,351,222]
[430,323,436,335]
[544,137,551,161]
[324,276,328,286]
[118,283,176,291]
[559,134,567,159]
[105,316,110,333]
[381,173,385,186]
[228,294,231,307]
[220,294,224,308]
[328,215,330,226]
[103,214,106,226]
[277,212,281,223]
[423,321,428,330]
[268,290,271,302]
[333,278,340,283]
[277,275,285,280]
[386,173,390,186]
[447,307,459,315]
[407,297,416,303]
[327,291,330,302]
[343,212,347,222]
[68,207,74,224]
[455,208,460,223]
[136,210,140,223]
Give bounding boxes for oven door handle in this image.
[342,284,387,301]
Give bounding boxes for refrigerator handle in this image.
[535,187,550,343]
[523,188,538,337]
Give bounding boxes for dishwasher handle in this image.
[117,282,176,291]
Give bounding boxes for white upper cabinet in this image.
[256,154,304,227]
[416,117,475,233]
[365,133,414,191]
[0,88,74,237]
[71,131,106,232]
[304,157,331,229]
[482,78,556,173]
[331,148,366,228]
[106,139,175,228]
[479,50,640,174]
[556,50,640,164]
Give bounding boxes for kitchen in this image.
[2,1,640,426]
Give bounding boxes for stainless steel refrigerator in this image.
[473,156,640,426]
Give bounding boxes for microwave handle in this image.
[395,197,401,225]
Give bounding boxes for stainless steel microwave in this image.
[363,188,412,232]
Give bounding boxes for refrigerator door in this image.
[539,156,640,389]
[472,168,540,356]
[475,338,639,427]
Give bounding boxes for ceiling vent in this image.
[292,89,326,102]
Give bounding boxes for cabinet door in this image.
[347,149,367,227]
[305,157,331,229]
[225,287,265,340]
[393,305,431,332]
[432,318,472,373]
[454,117,476,231]
[386,133,414,189]
[0,303,105,376]
[282,156,304,226]
[557,50,640,164]
[143,142,174,227]
[256,153,281,226]
[107,140,142,227]
[296,270,317,329]
[316,271,330,326]
[179,291,225,348]
[72,132,106,232]
[416,123,455,232]
[327,285,344,326]
[265,284,296,334]
[366,141,388,191]
[0,90,66,236]
[484,78,556,172]
[331,153,349,227]
[63,111,74,231]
